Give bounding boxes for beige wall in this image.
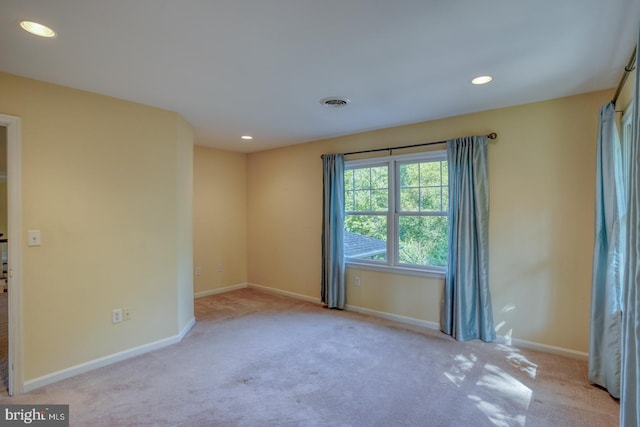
[0,72,194,381]
[247,89,612,354]
[193,146,247,294]
[0,65,613,382]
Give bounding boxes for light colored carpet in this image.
[0,288,619,426]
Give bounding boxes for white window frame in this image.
[345,150,447,278]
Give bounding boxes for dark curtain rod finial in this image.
[612,45,637,105]
[488,132,497,140]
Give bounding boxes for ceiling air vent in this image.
[320,97,350,108]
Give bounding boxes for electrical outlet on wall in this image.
[123,307,131,321]
[112,308,123,324]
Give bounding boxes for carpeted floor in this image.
[0,288,619,426]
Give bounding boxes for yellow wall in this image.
[247,89,612,354]
[193,146,247,294]
[0,65,613,382]
[0,72,194,381]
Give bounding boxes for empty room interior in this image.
[1,1,640,426]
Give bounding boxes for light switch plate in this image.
[27,230,42,246]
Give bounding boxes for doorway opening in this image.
[0,114,22,396]
[0,125,6,392]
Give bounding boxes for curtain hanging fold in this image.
[620,28,640,427]
[588,102,624,398]
[441,135,496,342]
[321,154,346,309]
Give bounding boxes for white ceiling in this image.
[0,1,638,153]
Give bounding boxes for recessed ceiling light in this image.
[241,135,253,140]
[471,75,493,85]
[20,21,56,38]
[320,97,350,108]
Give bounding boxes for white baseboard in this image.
[345,304,440,330]
[23,317,197,393]
[194,283,248,298]
[498,336,588,360]
[346,304,587,360]
[179,317,196,341]
[247,283,321,304]
[205,282,588,361]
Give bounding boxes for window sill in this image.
[345,261,446,279]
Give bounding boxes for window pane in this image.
[420,187,442,211]
[398,215,448,267]
[400,159,447,213]
[442,187,449,209]
[400,163,419,187]
[400,188,419,211]
[344,169,354,191]
[354,168,371,189]
[371,166,388,189]
[354,190,370,211]
[344,215,387,261]
[345,190,355,211]
[371,189,388,211]
[345,165,389,212]
[420,161,441,186]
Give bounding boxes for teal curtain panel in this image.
[321,154,346,309]
[441,135,496,342]
[589,102,624,398]
[620,27,640,427]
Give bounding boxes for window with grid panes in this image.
[344,151,448,273]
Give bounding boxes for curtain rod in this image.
[321,132,497,159]
[612,46,637,105]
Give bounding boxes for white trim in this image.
[247,283,322,304]
[496,336,588,361]
[194,283,247,299]
[346,261,445,279]
[23,318,196,393]
[0,114,23,396]
[346,302,588,361]
[192,282,322,304]
[345,303,440,330]
[178,316,196,341]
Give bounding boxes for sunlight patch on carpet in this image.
[468,395,527,427]
[496,344,538,379]
[444,353,477,387]
[469,363,532,427]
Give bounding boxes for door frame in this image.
[1,114,23,395]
